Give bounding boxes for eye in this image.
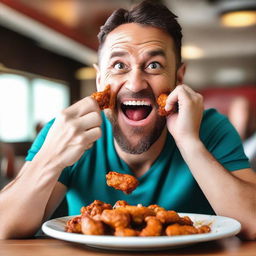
[147,62,161,69]
[114,62,126,70]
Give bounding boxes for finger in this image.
[165,85,193,111]
[180,84,204,105]
[165,90,177,112]
[164,86,187,111]
[70,127,102,147]
[75,111,102,131]
[180,84,197,95]
[84,127,102,143]
[64,96,100,118]
[62,112,101,140]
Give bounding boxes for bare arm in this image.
[0,96,102,239]
[165,84,256,240]
[178,140,256,240]
[0,161,65,239]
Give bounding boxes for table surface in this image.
[0,236,255,256]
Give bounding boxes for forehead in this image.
[100,23,175,59]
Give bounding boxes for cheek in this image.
[151,73,176,95]
[101,73,125,95]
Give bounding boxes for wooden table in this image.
[0,236,255,256]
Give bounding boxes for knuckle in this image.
[76,134,86,145]
[196,93,204,103]
[58,110,70,122]
[88,111,102,127]
[197,93,203,99]
[87,96,100,110]
[87,95,95,105]
[176,84,183,91]
[68,124,77,137]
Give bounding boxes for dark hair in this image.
[97,0,183,65]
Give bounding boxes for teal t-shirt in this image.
[26,109,250,216]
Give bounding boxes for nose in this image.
[125,68,148,93]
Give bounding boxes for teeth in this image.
[122,100,151,106]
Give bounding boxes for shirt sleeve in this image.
[25,119,55,161]
[25,119,71,187]
[201,109,250,171]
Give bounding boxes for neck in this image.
[114,128,168,177]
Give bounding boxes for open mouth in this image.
[121,100,153,121]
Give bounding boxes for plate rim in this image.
[42,213,241,250]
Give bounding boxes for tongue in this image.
[125,108,149,121]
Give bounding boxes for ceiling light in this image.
[217,0,256,27]
[75,67,96,80]
[220,10,256,27]
[181,46,204,59]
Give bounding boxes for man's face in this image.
[96,23,184,154]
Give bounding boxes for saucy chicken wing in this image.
[81,200,112,221]
[114,227,139,237]
[113,200,130,208]
[165,223,198,236]
[100,209,131,229]
[157,93,171,116]
[119,205,155,225]
[81,215,105,235]
[65,201,211,237]
[66,216,82,233]
[91,84,115,110]
[139,216,163,237]
[106,171,139,194]
[156,210,181,224]
[165,223,211,236]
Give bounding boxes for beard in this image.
[113,117,166,154]
[104,89,167,154]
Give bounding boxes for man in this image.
[0,0,255,240]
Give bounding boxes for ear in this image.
[93,63,101,91]
[176,63,186,85]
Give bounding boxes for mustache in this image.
[116,88,156,104]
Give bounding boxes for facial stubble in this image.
[105,108,166,155]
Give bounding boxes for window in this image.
[0,73,69,142]
[33,79,69,124]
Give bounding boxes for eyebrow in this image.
[110,49,166,59]
[146,49,166,58]
[110,51,128,59]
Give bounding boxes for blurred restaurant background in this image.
[0,0,256,187]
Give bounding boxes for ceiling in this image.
[0,0,255,88]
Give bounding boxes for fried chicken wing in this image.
[65,216,82,233]
[178,216,194,226]
[65,200,211,237]
[81,200,112,221]
[100,209,131,229]
[114,227,139,237]
[156,210,181,224]
[157,93,171,116]
[81,215,105,235]
[106,171,139,194]
[120,205,155,224]
[113,200,130,208]
[148,204,165,213]
[91,84,115,110]
[165,223,199,236]
[139,216,163,237]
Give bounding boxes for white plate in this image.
[42,213,241,251]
